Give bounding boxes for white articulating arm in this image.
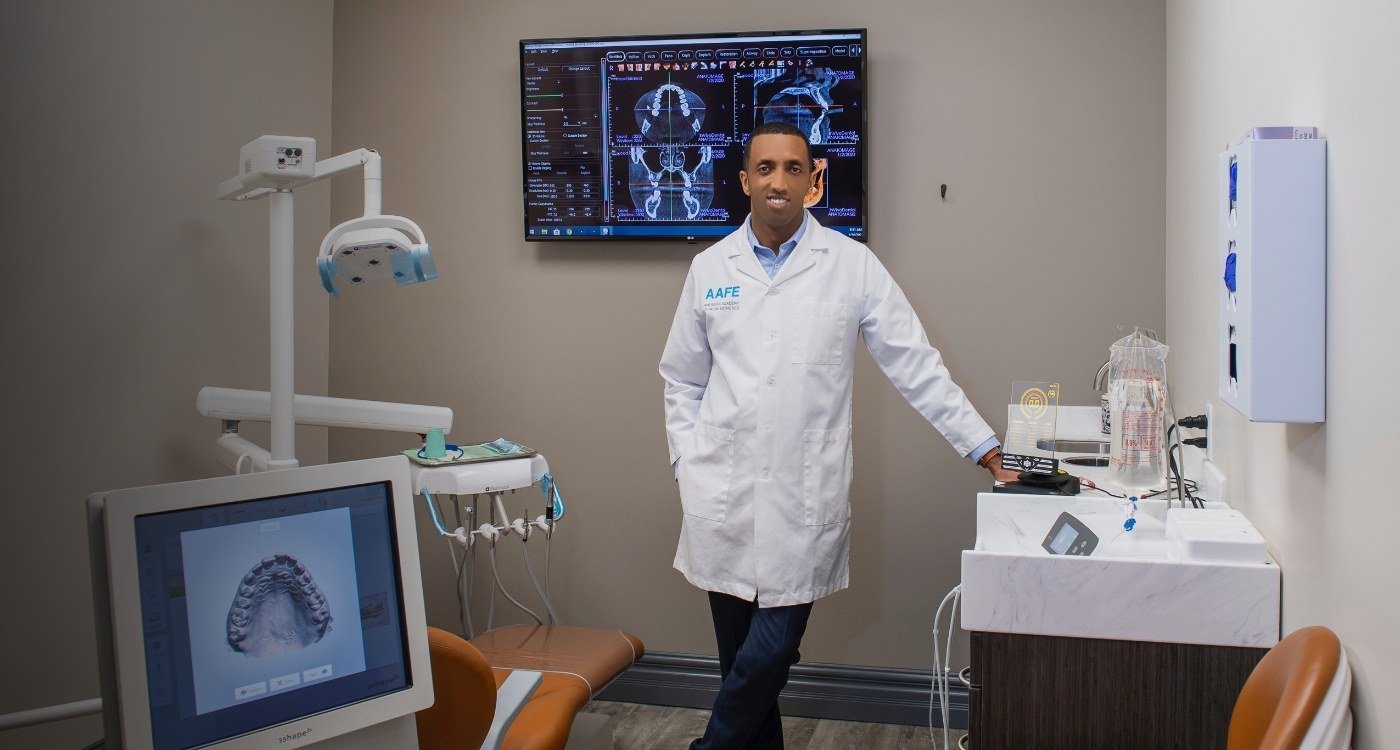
[217,147,381,205]
[483,670,543,750]
[198,387,452,433]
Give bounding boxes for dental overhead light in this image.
[317,214,435,298]
[209,135,446,471]
[217,135,437,298]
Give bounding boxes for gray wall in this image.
[0,2,334,745]
[1166,1,1399,746]
[329,0,1164,671]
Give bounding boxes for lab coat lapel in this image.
[769,212,824,289]
[725,220,772,287]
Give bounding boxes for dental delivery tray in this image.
[1166,508,1268,564]
[404,438,535,467]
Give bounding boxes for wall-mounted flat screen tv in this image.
[520,29,867,241]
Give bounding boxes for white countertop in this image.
[961,405,1280,648]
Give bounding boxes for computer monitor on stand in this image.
[87,456,433,750]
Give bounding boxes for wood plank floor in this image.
[586,701,965,750]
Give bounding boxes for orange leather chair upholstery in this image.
[418,625,644,750]
[417,627,501,749]
[1228,625,1353,750]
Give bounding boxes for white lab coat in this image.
[659,213,995,606]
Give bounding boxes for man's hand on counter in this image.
[989,465,1021,483]
[978,447,1022,484]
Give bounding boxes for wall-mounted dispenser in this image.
[1218,129,1326,422]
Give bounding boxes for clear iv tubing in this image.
[930,584,962,750]
[1164,382,1188,508]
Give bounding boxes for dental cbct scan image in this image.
[181,509,366,715]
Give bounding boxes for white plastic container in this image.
[1166,508,1268,564]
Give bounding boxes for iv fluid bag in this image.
[1107,330,1169,495]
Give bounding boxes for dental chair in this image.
[417,625,644,750]
[1227,625,1353,750]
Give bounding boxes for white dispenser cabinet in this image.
[1218,136,1326,422]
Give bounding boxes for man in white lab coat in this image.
[660,121,1017,749]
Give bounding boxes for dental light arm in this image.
[216,141,380,208]
[198,387,454,475]
[207,136,437,470]
[197,387,452,433]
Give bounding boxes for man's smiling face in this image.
[740,133,813,241]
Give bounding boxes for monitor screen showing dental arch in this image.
[91,456,430,750]
[135,483,407,748]
[520,29,867,241]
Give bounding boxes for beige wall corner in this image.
[0,2,335,745]
[1167,0,1400,746]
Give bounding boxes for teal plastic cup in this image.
[424,428,447,459]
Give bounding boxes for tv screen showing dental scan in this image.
[520,28,867,241]
[130,481,410,750]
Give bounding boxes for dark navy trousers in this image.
[690,591,814,750]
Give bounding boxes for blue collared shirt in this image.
[968,437,999,464]
[746,214,807,279]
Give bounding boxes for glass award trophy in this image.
[1001,381,1060,474]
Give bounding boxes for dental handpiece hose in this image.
[520,511,562,626]
[488,538,545,625]
[494,494,512,535]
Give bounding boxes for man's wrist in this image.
[977,447,1002,469]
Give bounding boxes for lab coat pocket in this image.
[790,301,849,365]
[801,427,853,525]
[678,423,736,523]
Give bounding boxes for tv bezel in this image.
[518,27,869,243]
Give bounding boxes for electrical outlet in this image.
[1205,403,1215,462]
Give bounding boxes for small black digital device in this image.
[1001,451,1057,474]
[1041,511,1098,556]
[993,470,1081,496]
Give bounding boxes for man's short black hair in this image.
[742,121,813,169]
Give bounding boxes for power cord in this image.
[1177,414,1209,430]
[1167,413,1210,506]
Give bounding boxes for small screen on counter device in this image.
[1049,524,1078,555]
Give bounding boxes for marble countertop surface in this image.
[963,406,1279,648]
